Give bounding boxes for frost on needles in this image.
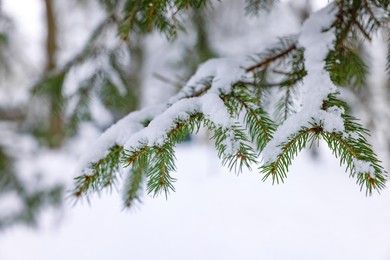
[73,1,389,207]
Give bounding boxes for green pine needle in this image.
[325,48,367,87]
[123,167,145,208]
[74,145,123,198]
[261,95,387,195]
[261,125,320,184]
[146,143,177,198]
[211,123,257,174]
[119,0,208,39]
[226,84,276,152]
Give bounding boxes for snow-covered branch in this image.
[73,2,389,207]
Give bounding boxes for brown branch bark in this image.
[245,44,296,73]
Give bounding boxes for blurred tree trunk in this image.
[44,0,57,72]
[43,0,64,148]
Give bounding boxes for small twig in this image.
[363,0,380,26]
[272,69,290,75]
[234,95,271,141]
[148,0,159,31]
[338,5,360,45]
[153,73,184,86]
[245,44,296,73]
[355,20,372,41]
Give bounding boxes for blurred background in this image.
[1,0,390,259]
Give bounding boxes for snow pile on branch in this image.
[124,93,234,149]
[73,2,387,199]
[262,4,340,163]
[169,58,246,103]
[76,106,165,174]
[123,59,246,156]
[77,58,246,173]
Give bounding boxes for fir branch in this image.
[167,113,203,141]
[282,87,292,122]
[210,122,257,174]
[73,145,124,198]
[336,2,360,46]
[123,167,144,208]
[274,85,298,124]
[124,145,151,165]
[321,127,386,195]
[334,0,384,49]
[168,76,213,104]
[119,0,208,39]
[146,143,177,198]
[262,95,387,194]
[143,113,203,196]
[325,48,367,87]
[122,145,150,207]
[71,1,390,204]
[261,126,320,184]
[173,0,208,10]
[122,112,203,199]
[191,84,212,98]
[324,96,387,194]
[225,84,276,152]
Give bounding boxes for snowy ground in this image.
[1,143,390,260]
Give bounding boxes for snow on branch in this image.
[261,4,386,192]
[262,3,339,163]
[74,2,388,206]
[76,105,165,176]
[74,58,267,201]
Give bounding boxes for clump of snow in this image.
[208,58,247,94]
[124,99,199,149]
[298,4,337,112]
[326,106,344,117]
[199,93,232,128]
[353,159,375,178]
[322,106,345,133]
[262,3,341,163]
[315,108,345,133]
[124,92,238,154]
